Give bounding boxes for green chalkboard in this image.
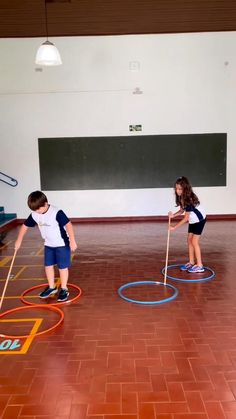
[38,134,226,190]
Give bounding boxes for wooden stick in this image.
[0,249,17,310]
[164,216,171,285]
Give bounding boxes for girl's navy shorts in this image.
[188,218,206,235]
[44,245,71,269]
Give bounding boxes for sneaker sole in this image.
[57,293,69,302]
[39,289,58,299]
[188,270,205,273]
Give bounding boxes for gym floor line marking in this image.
[9,266,27,280]
[0,277,60,282]
[0,257,12,267]
[0,263,44,268]
[0,295,38,299]
[36,246,44,256]
[0,277,45,282]
[0,240,12,250]
[55,278,61,287]
[0,270,44,281]
[24,277,60,282]
[0,277,61,299]
[11,278,45,281]
[0,318,43,354]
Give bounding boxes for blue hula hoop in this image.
[161,264,215,283]
[118,281,178,305]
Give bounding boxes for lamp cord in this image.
[44,0,49,40]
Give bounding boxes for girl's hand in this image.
[15,239,22,250]
[168,211,173,219]
[169,225,176,231]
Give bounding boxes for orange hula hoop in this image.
[20,282,82,306]
[0,304,64,339]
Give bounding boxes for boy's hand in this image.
[70,241,78,252]
[169,225,176,231]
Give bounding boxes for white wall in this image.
[0,32,235,218]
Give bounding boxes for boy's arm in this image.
[15,224,29,250]
[65,222,77,252]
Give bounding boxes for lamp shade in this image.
[35,40,62,66]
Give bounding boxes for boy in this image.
[15,191,77,302]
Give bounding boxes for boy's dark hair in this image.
[27,191,48,211]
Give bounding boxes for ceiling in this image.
[0,0,236,38]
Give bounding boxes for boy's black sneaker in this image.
[57,288,69,302]
[39,286,58,299]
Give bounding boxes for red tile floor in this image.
[0,220,236,418]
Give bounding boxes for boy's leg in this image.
[44,246,57,288]
[45,265,56,288]
[56,246,71,288]
[59,267,69,289]
[57,268,69,301]
[56,247,71,301]
[39,261,57,298]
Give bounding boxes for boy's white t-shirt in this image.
[24,205,70,247]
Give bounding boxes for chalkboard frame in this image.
[38,133,227,190]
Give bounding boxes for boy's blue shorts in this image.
[44,246,71,269]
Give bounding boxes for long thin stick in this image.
[0,249,17,310]
[164,216,171,285]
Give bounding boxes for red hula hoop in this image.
[0,304,64,339]
[20,282,82,307]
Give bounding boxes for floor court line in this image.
[1,263,44,267]
[0,257,12,267]
[0,295,39,299]
[0,240,12,250]
[9,266,27,280]
[1,277,61,299]
[0,278,45,282]
[0,318,43,354]
[35,246,44,256]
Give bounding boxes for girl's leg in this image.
[192,234,203,266]
[45,265,56,288]
[59,268,69,289]
[187,233,195,264]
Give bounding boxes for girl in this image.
[169,176,206,273]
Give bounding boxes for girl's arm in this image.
[168,208,185,219]
[65,222,77,251]
[170,212,189,231]
[15,224,28,250]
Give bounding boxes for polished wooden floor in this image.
[0,220,236,419]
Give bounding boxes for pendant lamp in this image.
[35,0,62,66]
